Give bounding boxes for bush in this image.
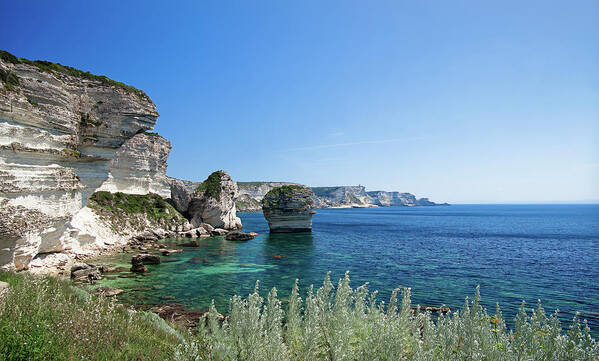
[0,272,184,361]
[0,50,150,101]
[189,272,599,361]
[195,170,227,201]
[88,191,185,224]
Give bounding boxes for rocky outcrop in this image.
[98,132,171,198]
[168,177,200,215]
[187,171,242,230]
[262,185,316,233]
[0,50,169,271]
[235,181,299,212]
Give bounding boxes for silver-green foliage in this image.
[181,271,598,361]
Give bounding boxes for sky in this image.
[1,0,597,203]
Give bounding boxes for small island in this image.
[262,185,316,233]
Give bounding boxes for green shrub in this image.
[88,191,185,224]
[196,170,227,201]
[0,272,184,361]
[187,272,599,361]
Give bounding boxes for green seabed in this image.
[87,233,305,311]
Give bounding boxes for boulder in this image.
[71,263,102,280]
[162,249,182,256]
[132,253,161,265]
[196,227,209,236]
[96,287,124,297]
[211,228,228,236]
[0,281,9,293]
[199,223,214,232]
[187,171,242,230]
[225,231,256,241]
[136,231,158,241]
[262,185,316,233]
[152,229,167,239]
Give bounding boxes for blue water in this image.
[95,204,599,333]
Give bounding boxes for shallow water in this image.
[93,204,599,333]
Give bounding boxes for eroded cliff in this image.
[0,50,168,270]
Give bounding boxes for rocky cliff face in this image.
[236,181,445,211]
[262,185,316,233]
[366,191,437,206]
[235,181,299,211]
[310,186,376,208]
[187,171,242,230]
[0,51,168,271]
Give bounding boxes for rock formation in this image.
[262,185,316,233]
[236,182,446,211]
[187,171,242,230]
[235,181,299,212]
[0,50,172,271]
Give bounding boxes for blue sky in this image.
[1,1,597,203]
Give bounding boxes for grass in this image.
[88,191,185,224]
[0,271,184,361]
[0,50,150,101]
[195,170,227,201]
[0,272,597,360]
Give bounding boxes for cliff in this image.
[237,182,446,211]
[0,50,170,271]
[235,181,299,211]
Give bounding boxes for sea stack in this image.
[262,185,316,233]
[187,170,243,230]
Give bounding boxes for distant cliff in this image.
[236,182,446,211]
[236,182,299,211]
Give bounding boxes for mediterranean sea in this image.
[94,204,599,334]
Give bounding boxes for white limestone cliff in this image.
[0,51,171,270]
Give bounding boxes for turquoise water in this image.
[94,204,599,333]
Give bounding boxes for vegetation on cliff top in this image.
[262,185,315,209]
[0,50,150,101]
[195,170,227,201]
[88,191,184,226]
[0,271,184,361]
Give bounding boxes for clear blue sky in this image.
[1,0,597,203]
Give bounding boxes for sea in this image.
[93,204,599,334]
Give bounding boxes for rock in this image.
[248,232,259,237]
[136,231,158,241]
[262,185,316,233]
[187,171,242,230]
[168,178,199,215]
[130,264,148,273]
[71,262,93,273]
[131,253,161,265]
[0,281,9,293]
[71,263,102,280]
[211,228,228,236]
[182,221,192,232]
[225,231,256,241]
[180,240,200,247]
[199,223,214,233]
[152,229,166,239]
[151,304,225,328]
[162,249,182,256]
[96,286,124,297]
[196,227,209,236]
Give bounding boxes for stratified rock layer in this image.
[262,185,316,233]
[0,51,167,270]
[187,171,242,230]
